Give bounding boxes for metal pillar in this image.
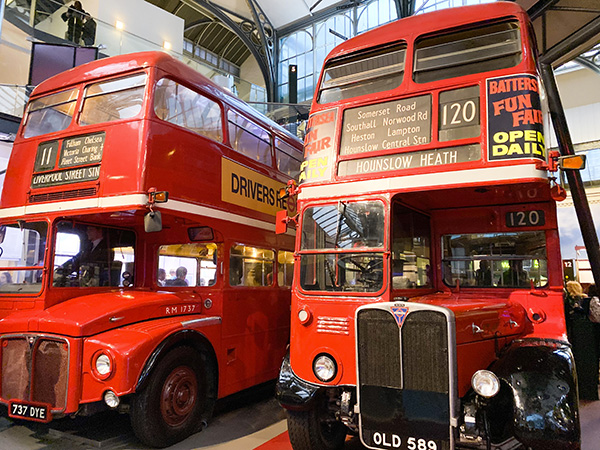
[0,0,6,43]
[541,63,600,287]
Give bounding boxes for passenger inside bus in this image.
[502,260,529,287]
[165,266,188,286]
[157,268,166,286]
[476,260,492,286]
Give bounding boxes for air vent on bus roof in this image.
[29,187,97,203]
[413,21,522,84]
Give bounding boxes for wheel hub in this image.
[160,366,198,426]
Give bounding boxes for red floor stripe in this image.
[253,431,292,450]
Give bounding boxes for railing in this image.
[0,84,30,118]
[2,0,266,105]
[1,1,310,129]
[247,102,310,140]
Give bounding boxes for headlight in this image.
[94,353,113,377]
[313,354,337,382]
[471,370,500,398]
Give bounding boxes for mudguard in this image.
[136,329,217,392]
[490,338,580,449]
[275,352,320,410]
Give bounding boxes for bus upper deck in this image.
[301,2,547,195]
[1,51,300,223]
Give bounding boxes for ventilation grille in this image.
[29,187,97,203]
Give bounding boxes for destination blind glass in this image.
[31,132,105,188]
[340,95,431,156]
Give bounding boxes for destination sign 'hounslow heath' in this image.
[338,145,480,176]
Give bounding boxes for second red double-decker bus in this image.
[0,51,302,447]
[277,3,582,450]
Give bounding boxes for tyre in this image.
[130,346,214,448]
[287,396,347,450]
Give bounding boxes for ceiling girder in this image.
[184,0,276,100]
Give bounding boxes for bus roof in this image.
[30,51,296,141]
[324,1,527,63]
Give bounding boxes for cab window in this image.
[53,222,135,288]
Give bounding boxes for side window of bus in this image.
[158,244,218,287]
[275,138,302,179]
[229,245,274,287]
[413,21,521,84]
[227,110,273,166]
[278,250,294,287]
[79,73,147,125]
[23,88,79,139]
[154,78,223,143]
[53,222,135,288]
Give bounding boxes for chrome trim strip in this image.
[180,316,222,327]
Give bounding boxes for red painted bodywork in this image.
[288,2,569,398]
[0,52,302,417]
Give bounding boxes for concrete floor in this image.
[1,386,599,450]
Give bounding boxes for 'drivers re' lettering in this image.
[340,95,431,155]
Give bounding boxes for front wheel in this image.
[287,396,347,450]
[130,346,212,448]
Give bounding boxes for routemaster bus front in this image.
[277,3,580,450]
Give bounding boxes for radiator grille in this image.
[357,309,401,388]
[402,311,449,393]
[1,336,69,410]
[29,187,97,203]
[357,307,452,450]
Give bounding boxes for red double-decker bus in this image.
[277,3,582,450]
[0,51,302,447]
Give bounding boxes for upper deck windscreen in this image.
[22,72,147,139]
[318,43,406,104]
[414,21,522,84]
[315,20,522,105]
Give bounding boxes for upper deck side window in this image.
[317,43,406,104]
[413,20,522,84]
[227,110,273,166]
[275,137,302,178]
[79,72,147,126]
[23,88,79,139]
[154,78,224,143]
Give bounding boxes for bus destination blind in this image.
[340,95,431,156]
